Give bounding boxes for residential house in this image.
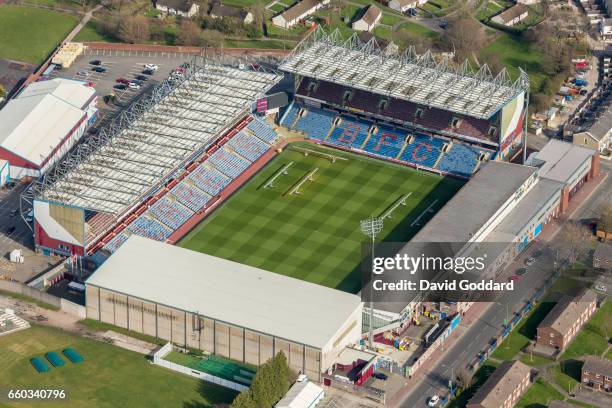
[352,5,382,32]
[272,0,329,29]
[492,4,529,27]
[536,289,597,351]
[388,0,427,13]
[210,2,253,24]
[154,0,199,18]
[582,355,612,392]
[467,360,532,408]
[573,106,612,153]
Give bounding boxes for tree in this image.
[176,20,202,46]
[118,15,150,43]
[598,202,612,234]
[0,84,6,99]
[441,12,487,61]
[456,367,474,390]
[481,53,504,76]
[558,221,591,267]
[393,29,433,54]
[200,29,224,47]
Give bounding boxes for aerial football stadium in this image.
[25,30,601,383]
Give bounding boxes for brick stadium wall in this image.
[83,42,291,57]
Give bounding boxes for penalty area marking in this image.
[410,199,438,227]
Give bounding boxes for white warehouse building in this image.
[0,78,97,181]
[85,236,363,382]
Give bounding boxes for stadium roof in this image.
[528,139,596,185]
[279,29,529,119]
[0,78,95,167]
[411,161,536,243]
[34,60,282,214]
[86,236,362,349]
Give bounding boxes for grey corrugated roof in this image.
[534,139,595,184]
[584,106,612,140]
[411,162,536,243]
[86,236,362,349]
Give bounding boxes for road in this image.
[398,159,612,407]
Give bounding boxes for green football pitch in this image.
[180,143,464,293]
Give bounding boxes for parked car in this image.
[373,372,388,380]
[525,257,536,266]
[428,395,440,407]
[516,267,528,276]
[135,75,148,81]
[116,78,129,84]
[6,225,15,235]
[580,89,588,96]
[131,79,143,86]
[114,84,127,90]
[9,209,18,217]
[129,82,141,90]
[25,209,33,222]
[509,275,520,282]
[90,60,102,65]
[77,70,90,77]
[142,69,154,75]
[144,63,158,71]
[594,283,607,292]
[92,66,106,73]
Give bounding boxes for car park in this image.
[144,63,158,71]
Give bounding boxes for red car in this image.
[116,78,129,84]
[508,275,520,283]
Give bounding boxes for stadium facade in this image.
[85,236,363,382]
[0,78,97,181]
[31,61,283,257]
[278,30,530,175]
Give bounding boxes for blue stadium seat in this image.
[208,148,251,179]
[170,181,211,211]
[148,196,194,230]
[293,107,336,140]
[104,232,130,253]
[247,117,277,143]
[436,143,482,177]
[127,216,172,241]
[400,134,444,168]
[280,103,301,129]
[327,116,369,149]
[187,165,231,196]
[364,125,406,159]
[228,131,270,162]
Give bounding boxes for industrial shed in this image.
[85,236,363,381]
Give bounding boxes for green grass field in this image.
[515,378,565,408]
[0,325,237,408]
[0,6,78,64]
[561,301,612,360]
[180,143,463,293]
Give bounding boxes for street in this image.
[397,160,612,407]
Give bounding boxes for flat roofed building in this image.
[0,78,97,179]
[536,289,597,351]
[582,355,612,391]
[85,236,363,381]
[272,0,328,29]
[467,360,531,408]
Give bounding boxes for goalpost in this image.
[290,146,348,163]
[263,162,294,189]
[288,168,319,196]
[379,193,412,221]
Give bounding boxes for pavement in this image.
[393,161,612,407]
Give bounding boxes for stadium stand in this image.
[293,106,336,140]
[364,125,407,159]
[104,232,130,253]
[436,144,484,177]
[170,181,212,212]
[227,130,271,161]
[127,216,173,241]
[280,103,302,129]
[400,134,445,168]
[247,117,278,143]
[208,148,252,178]
[148,196,195,230]
[327,116,370,148]
[188,166,231,195]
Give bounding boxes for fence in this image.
[152,342,249,392]
[83,42,291,58]
[0,279,86,317]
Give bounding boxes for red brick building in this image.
[536,289,597,351]
[582,355,612,392]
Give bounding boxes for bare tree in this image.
[558,221,591,266]
[118,16,151,43]
[177,20,202,46]
[393,28,433,54]
[200,29,224,48]
[456,367,474,390]
[441,12,487,61]
[598,202,612,235]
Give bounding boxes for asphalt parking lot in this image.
[47,49,192,124]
